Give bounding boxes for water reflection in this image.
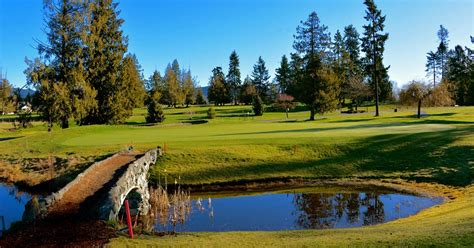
[293,192,385,229]
[0,184,32,232]
[153,189,443,232]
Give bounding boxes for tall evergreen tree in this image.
[436,25,450,80]
[147,70,164,94]
[343,25,362,71]
[332,30,350,105]
[426,51,440,87]
[293,12,331,60]
[171,59,181,80]
[226,51,241,105]
[120,54,146,112]
[292,11,339,120]
[251,56,271,101]
[0,76,13,115]
[287,53,303,97]
[361,0,390,116]
[240,76,257,105]
[208,66,228,106]
[85,0,128,124]
[275,55,291,94]
[182,70,196,107]
[447,44,473,105]
[27,0,97,128]
[342,25,366,108]
[146,77,165,124]
[332,30,345,61]
[195,88,207,105]
[163,64,180,107]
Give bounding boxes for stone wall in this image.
[98,148,160,220]
[38,152,127,217]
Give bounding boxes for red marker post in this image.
[124,200,134,239]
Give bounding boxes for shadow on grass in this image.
[213,122,419,137]
[0,136,23,142]
[176,126,473,187]
[330,118,375,123]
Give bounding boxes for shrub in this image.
[253,95,264,116]
[207,107,216,119]
[13,109,33,129]
[146,99,165,124]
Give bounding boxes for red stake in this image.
[124,200,134,239]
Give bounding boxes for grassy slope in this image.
[0,105,472,186]
[0,105,473,246]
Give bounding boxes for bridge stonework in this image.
[99,148,161,221]
[35,148,162,221]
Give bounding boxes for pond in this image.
[154,187,443,232]
[0,183,33,233]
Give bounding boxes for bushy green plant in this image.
[207,107,216,119]
[146,99,165,124]
[252,95,264,116]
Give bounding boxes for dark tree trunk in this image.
[417,100,422,119]
[309,108,315,121]
[61,118,69,129]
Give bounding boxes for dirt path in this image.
[48,153,137,215]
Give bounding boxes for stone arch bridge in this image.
[36,148,162,221]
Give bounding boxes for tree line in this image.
[207,0,392,120]
[424,25,473,106]
[15,0,474,127]
[398,26,473,118]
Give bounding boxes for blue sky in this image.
[0,0,472,88]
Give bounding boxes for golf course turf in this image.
[0,105,472,246]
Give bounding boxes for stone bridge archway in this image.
[98,148,160,221]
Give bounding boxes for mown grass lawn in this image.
[0,105,473,246]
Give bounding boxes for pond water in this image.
[155,188,443,232]
[0,183,32,232]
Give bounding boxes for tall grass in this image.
[148,183,191,233]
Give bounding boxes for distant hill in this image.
[198,86,209,100]
[13,88,36,99]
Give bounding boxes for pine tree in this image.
[292,11,339,120]
[163,64,180,107]
[426,51,440,87]
[275,55,291,94]
[333,30,345,61]
[436,25,450,80]
[146,79,165,124]
[227,51,241,105]
[85,0,128,124]
[195,88,207,105]
[361,0,390,116]
[252,94,264,116]
[208,67,227,106]
[332,30,350,105]
[287,53,303,97]
[251,56,270,101]
[147,70,164,95]
[447,45,473,105]
[343,25,362,71]
[0,76,13,115]
[119,54,146,117]
[240,76,257,105]
[342,25,365,109]
[25,0,97,128]
[182,70,196,107]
